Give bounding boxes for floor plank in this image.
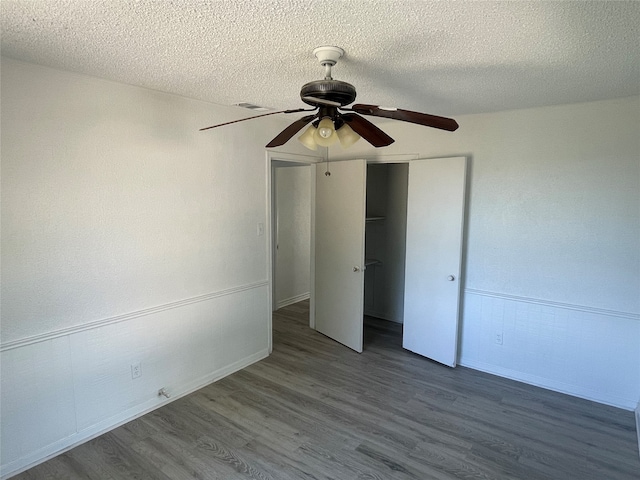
[13,300,640,479]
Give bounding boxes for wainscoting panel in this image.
[459,289,640,410]
[0,282,270,479]
[0,337,77,469]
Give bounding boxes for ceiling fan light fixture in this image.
[336,123,360,148]
[298,125,318,150]
[314,117,337,146]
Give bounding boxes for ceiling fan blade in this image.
[200,108,313,131]
[265,114,318,148]
[350,104,459,132]
[341,113,395,147]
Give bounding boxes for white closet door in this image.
[314,160,366,353]
[403,157,467,366]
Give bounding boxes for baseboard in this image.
[459,358,637,411]
[1,349,269,479]
[276,292,310,310]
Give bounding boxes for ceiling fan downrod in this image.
[313,46,344,80]
[323,63,333,80]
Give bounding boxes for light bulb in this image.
[318,124,333,138]
[313,117,337,147]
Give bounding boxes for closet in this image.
[364,163,408,325]
[314,157,467,366]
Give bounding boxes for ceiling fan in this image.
[200,46,459,149]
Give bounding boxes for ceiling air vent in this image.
[235,102,269,111]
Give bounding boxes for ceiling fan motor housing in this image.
[300,79,357,107]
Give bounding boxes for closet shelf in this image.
[366,216,385,222]
[365,258,382,267]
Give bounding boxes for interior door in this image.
[314,159,366,352]
[403,156,467,367]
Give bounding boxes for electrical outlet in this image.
[131,362,141,379]
[495,332,503,345]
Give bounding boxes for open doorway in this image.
[271,161,312,311]
[268,153,319,354]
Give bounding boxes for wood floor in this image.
[15,300,639,479]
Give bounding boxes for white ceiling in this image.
[2,0,639,117]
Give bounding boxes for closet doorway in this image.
[314,157,468,366]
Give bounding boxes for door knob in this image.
[353,266,361,272]
[447,275,455,281]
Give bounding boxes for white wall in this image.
[330,97,640,409]
[274,165,311,308]
[0,58,300,477]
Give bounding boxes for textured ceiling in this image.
[1,0,639,117]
